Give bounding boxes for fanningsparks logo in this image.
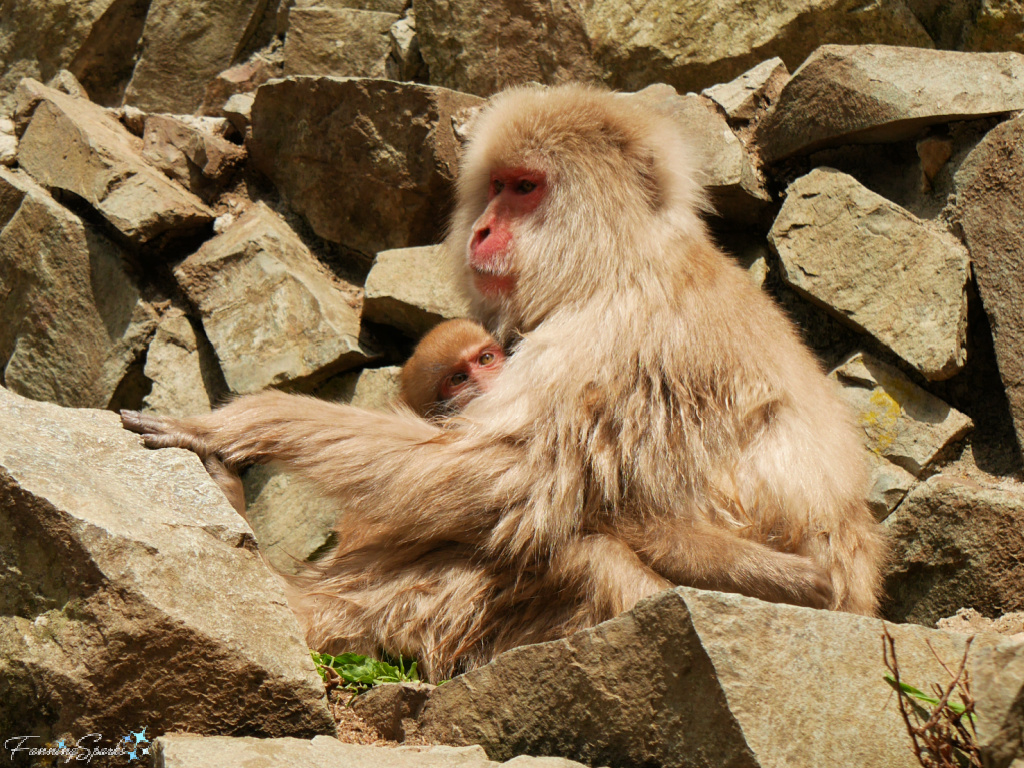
[4,727,152,763]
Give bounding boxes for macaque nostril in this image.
[473,227,491,247]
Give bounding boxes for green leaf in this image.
[883,675,973,720]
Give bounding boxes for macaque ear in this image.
[453,104,486,147]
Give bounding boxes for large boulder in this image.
[249,77,483,257]
[953,112,1024,462]
[770,168,968,381]
[0,387,334,750]
[15,80,214,246]
[419,586,998,768]
[885,475,1024,625]
[414,0,931,97]
[173,202,371,394]
[757,45,1024,162]
[123,0,269,113]
[0,168,156,408]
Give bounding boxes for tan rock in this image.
[124,0,268,113]
[242,465,339,575]
[0,168,156,408]
[832,352,973,476]
[142,308,224,417]
[249,78,483,256]
[0,387,334,743]
[419,586,997,768]
[364,246,472,336]
[885,475,1024,625]
[702,57,789,122]
[770,168,968,380]
[284,7,400,78]
[631,86,769,222]
[16,80,213,245]
[954,113,1024,461]
[174,203,371,394]
[142,114,246,192]
[415,0,930,97]
[758,45,1024,162]
[155,737,584,767]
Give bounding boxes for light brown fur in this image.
[400,318,502,419]
[122,84,885,681]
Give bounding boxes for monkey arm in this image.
[121,390,526,542]
[619,518,835,610]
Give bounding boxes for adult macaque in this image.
[122,84,885,680]
[400,319,505,418]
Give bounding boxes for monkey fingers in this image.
[120,409,215,458]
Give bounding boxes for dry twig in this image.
[882,625,981,768]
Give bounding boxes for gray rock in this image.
[832,352,973,476]
[352,682,436,741]
[250,77,483,257]
[350,366,403,411]
[16,80,214,245]
[124,0,268,113]
[770,168,969,380]
[418,586,996,767]
[0,168,157,408]
[885,475,1024,625]
[758,45,1024,162]
[142,308,224,417]
[954,113,1024,462]
[702,57,789,123]
[284,7,400,78]
[154,736,583,768]
[242,464,340,575]
[364,245,472,336]
[864,453,918,522]
[630,86,769,222]
[971,636,1024,766]
[415,0,930,97]
[142,114,246,192]
[0,387,334,744]
[174,202,371,394]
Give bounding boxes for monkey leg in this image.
[622,519,835,610]
[551,534,672,618]
[203,456,247,516]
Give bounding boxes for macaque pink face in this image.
[438,343,506,403]
[468,167,547,297]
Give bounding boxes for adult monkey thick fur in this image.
[122,85,885,680]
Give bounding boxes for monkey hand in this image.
[120,410,217,461]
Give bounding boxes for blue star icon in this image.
[132,728,150,745]
[123,735,131,743]
[128,750,138,761]
[57,741,65,749]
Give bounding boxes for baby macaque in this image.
[399,319,505,418]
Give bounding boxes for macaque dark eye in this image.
[515,180,536,194]
[478,352,495,365]
[449,372,469,387]
[492,179,505,195]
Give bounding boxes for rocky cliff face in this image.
[1,2,1023,767]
